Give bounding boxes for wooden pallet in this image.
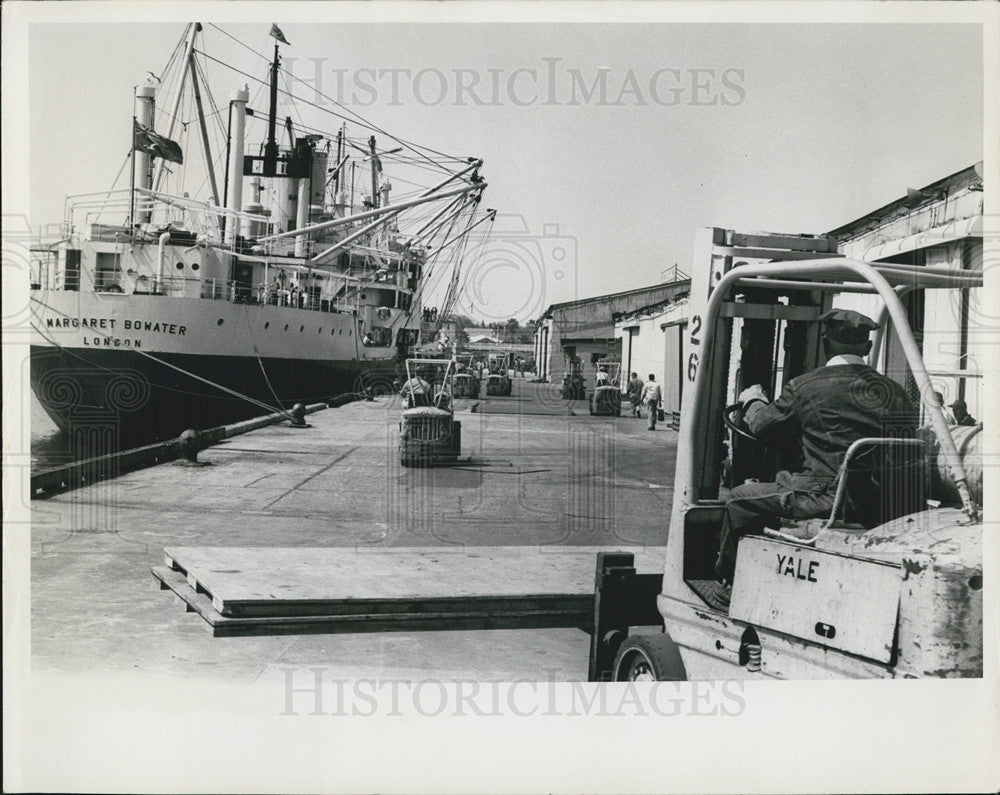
[155,546,665,637]
[153,567,594,637]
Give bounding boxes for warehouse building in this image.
[533,280,691,390]
[828,162,984,421]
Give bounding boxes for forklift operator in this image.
[716,308,916,585]
[400,375,431,407]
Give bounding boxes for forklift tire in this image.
[612,633,686,681]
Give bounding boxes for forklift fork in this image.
[588,552,665,681]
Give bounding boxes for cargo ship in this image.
[29,22,491,447]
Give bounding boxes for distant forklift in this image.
[399,358,461,467]
[453,355,481,398]
[485,352,513,396]
[589,228,983,681]
[589,360,622,416]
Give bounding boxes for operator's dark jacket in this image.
[743,360,916,493]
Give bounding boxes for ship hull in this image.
[30,290,404,448]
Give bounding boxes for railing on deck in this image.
[67,273,362,316]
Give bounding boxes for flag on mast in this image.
[132,120,183,164]
[270,24,290,45]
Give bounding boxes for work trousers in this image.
[716,480,834,582]
[647,399,659,429]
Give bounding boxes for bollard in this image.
[176,429,210,467]
[288,403,310,428]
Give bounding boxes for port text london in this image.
[46,316,188,347]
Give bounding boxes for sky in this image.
[26,19,985,322]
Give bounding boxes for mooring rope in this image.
[241,302,289,414]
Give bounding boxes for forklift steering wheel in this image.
[723,402,762,443]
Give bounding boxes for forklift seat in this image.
[765,437,927,545]
[831,437,927,529]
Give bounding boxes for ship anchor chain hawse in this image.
[29,21,495,447]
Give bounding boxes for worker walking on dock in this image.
[640,374,662,430]
[627,372,643,417]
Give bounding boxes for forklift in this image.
[485,352,513,396]
[589,360,622,416]
[399,358,461,467]
[589,228,983,680]
[453,354,481,398]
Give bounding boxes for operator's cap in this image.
[820,308,879,344]
[950,399,967,410]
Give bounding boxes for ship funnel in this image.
[135,85,157,224]
[225,86,250,246]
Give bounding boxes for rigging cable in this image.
[192,44,462,174]
[204,23,464,168]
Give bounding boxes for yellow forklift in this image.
[589,228,983,680]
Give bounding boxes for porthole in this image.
[338,329,342,335]
[176,262,185,270]
[284,324,289,331]
[318,328,322,334]
[331,328,336,335]
[348,329,352,336]
[264,322,270,330]
[191,263,200,271]
[217,318,224,326]
[300,325,304,333]
[361,293,367,300]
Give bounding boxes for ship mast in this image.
[334,125,344,197]
[153,23,198,193]
[369,136,380,209]
[264,42,280,176]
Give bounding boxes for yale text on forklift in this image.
[777,553,819,583]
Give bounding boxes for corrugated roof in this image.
[826,163,982,241]
[538,279,690,318]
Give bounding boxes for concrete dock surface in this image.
[31,379,677,681]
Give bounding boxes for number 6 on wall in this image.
[688,352,699,382]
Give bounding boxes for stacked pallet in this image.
[153,546,665,637]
